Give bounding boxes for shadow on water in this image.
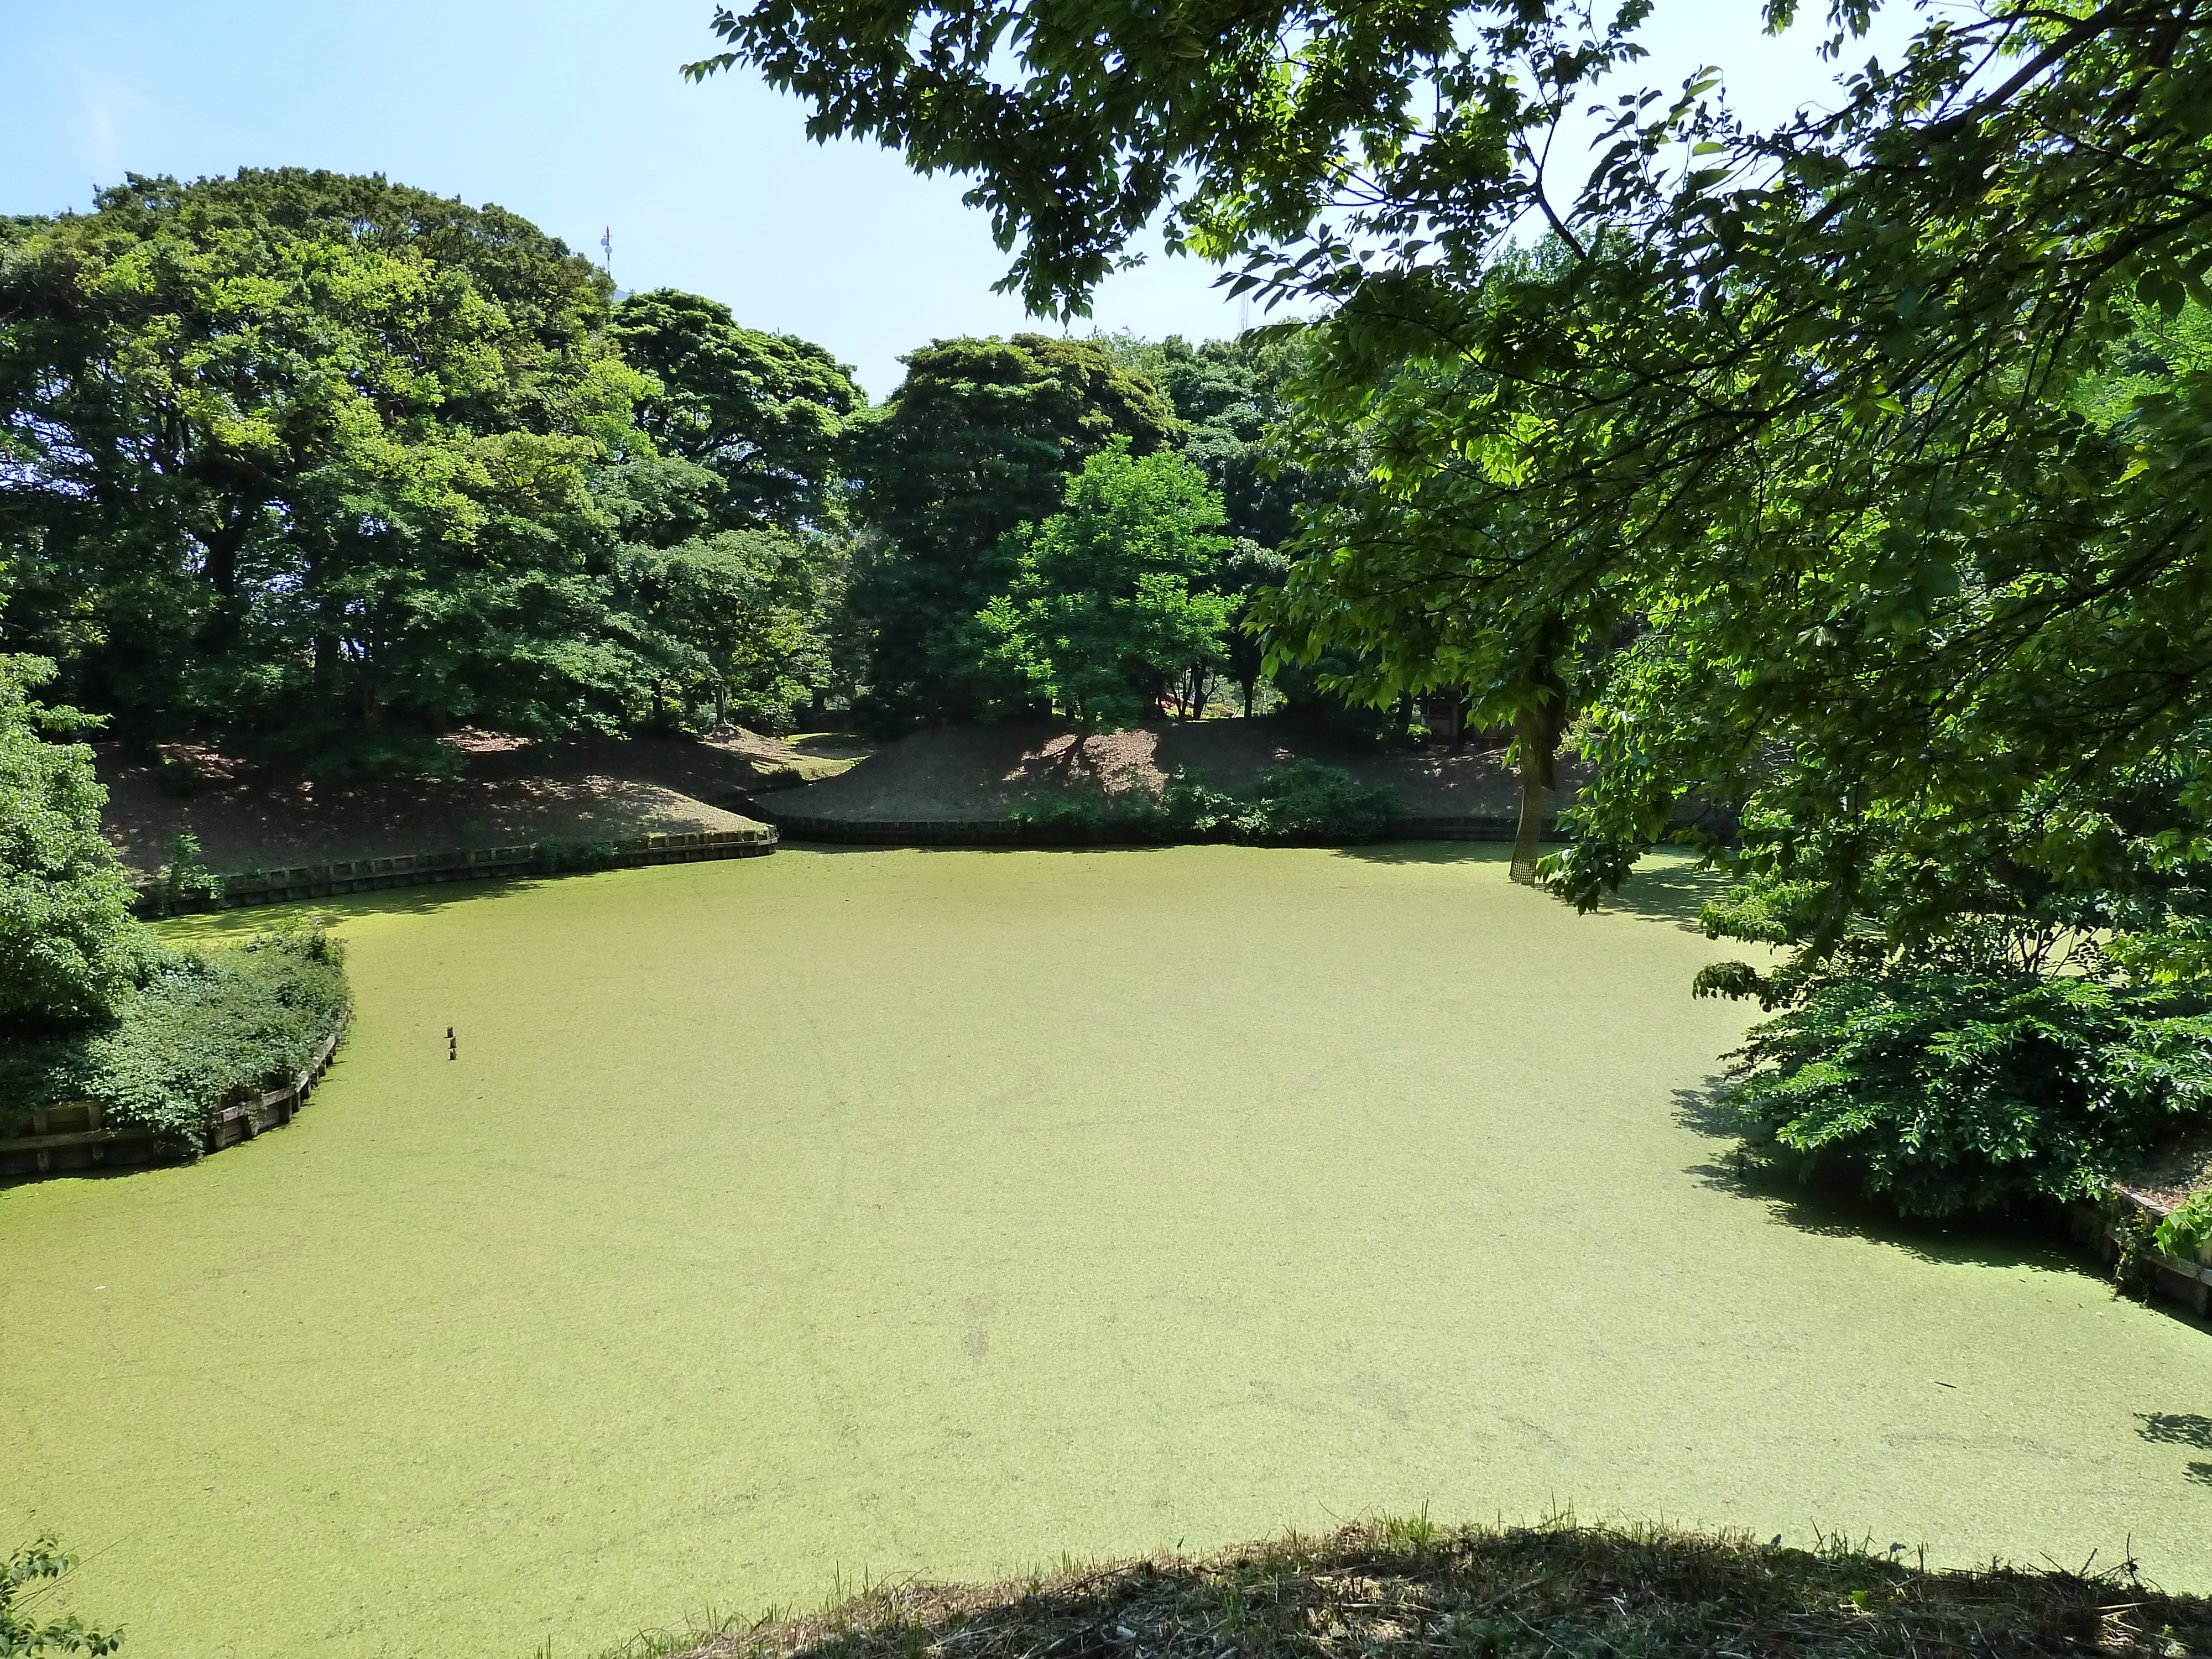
[152,867,694,941]
[1332,842,1723,932]
[2135,1415,2212,1488]
[1671,1079,2138,1281]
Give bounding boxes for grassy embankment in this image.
[608,1517,2211,1659]
[2,847,2207,1659]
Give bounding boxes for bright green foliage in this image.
[2156,1189,2212,1259]
[1719,973,2212,1219]
[1097,331,1323,552]
[1097,331,1340,717]
[608,288,860,533]
[844,335,1180,724]
[1,1537,121,1657]
[0,656,150,1027]
[0,169,657,769]
[615,529,838,729]
[1670,734,2212,1215]
[979,442,1233,731]
[685,0,1498,319]
[0,919,348,1147]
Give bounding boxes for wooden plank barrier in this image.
[0,1009,349,1178]
[2073,1187,2212,1318]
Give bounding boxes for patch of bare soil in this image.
[2123,1133,2212,1212]
[763,717,1569,821]
[96,728,859,875]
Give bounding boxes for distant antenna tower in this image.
[601,226,613,282]
[1239,294,1251,335]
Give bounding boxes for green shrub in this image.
[1008,763,1398,846]
[1157,766,1245,836]
[1008,790,1109,838]
[1240,760,1397,843]
[0,919,349,1150]
[146,833,225,917]
[2,1536,121,1655]
[2156,1188,2212,1259]
[1719,972,2212,1217]
[1,656,155,1026]
[1159,763,1397,844]
[534,838,624,873]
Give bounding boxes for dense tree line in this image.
[0,168,1359,772]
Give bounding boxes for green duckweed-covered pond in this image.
[3,846,2207,1659]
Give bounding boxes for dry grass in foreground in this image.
[597,1519,2211,1659]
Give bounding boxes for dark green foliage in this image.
[608,289,860,534]
[1006,791,1109,837]
[147,833,224,918]
[0,657,152,1026]
[614,527,841,731]
[0,920,348,1149]
[0,173,872,764]
[1717,973,2212,1218]
[1097,332,1325,552]
[844,335,1180,726]
[1010,763,1395,845]
[2,1537,121,1656]
[1238,761,1396,844]
[532,837,625,873]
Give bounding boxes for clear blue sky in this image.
[0,0,1916,400]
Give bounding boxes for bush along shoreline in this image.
[1007,761,1399,845]
[0,918,349,1159]
[4,655,349,1166]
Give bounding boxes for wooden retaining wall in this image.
[0,1012,348,1179]
[148,826,776,912]
[2074,1188,2212,1318]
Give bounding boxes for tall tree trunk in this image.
[1509,702,1554,885]
[194,502,263,655]
[1509,616,1574,885]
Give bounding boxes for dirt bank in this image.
[95,728,865,874]
[758,718,1571,821]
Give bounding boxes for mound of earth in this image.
[97,728,868,875]
[758,717,1570,822]
[669,1517,2208,1659]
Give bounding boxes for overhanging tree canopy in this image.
[690,0,2212,964]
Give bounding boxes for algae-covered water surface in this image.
[3,847,2208,1659]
